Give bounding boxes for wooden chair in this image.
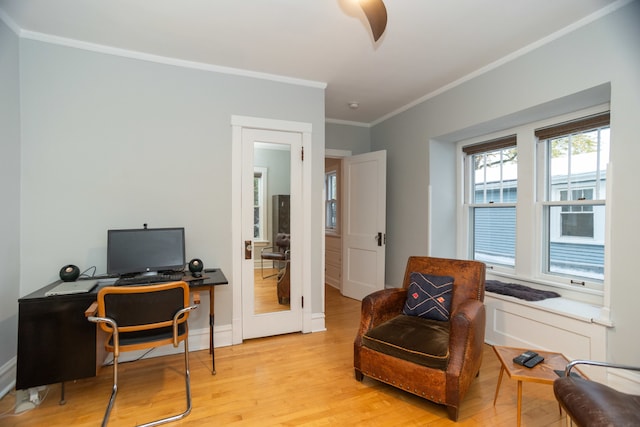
[354,256,486,421]
[86,281,196,427]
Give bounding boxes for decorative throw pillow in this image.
[403,273,454,321]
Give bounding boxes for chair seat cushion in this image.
[362,314,450,369]
[554,377,640,427]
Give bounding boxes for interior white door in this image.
[241,127,303,339]
[342,150,387,301]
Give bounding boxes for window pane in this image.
[254,207,260,239]
[473,206,516,267]
[547,205,604,280]
[549,129,608,202]
[473,147,517,203]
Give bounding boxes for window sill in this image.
[485,271,612,327]
[485,291,611,326]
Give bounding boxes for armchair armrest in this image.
[566,360,640,375]
[356,288,407,339]
[85,301,98,318]
[447,299,486,375]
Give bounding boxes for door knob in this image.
[245,240,252,259]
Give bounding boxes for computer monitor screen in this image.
[107,227,185,276]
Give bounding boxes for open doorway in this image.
[325,157,343,292]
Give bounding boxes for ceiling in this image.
[0,0,622,125]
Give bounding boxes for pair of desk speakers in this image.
[58,258,204,282]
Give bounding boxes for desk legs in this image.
[208,285,216,375]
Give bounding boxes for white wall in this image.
[16,37,325,338]
[371,0,640,367]
[0,17,21,391]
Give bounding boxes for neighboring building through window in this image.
[463,135,517,267]
[459,109,609,292]
[537,112,609,282]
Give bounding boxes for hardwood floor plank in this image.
[0,285,566,426]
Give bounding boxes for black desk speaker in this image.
[59,264,80,282]
[188,258,203,277]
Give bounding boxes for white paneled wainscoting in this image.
[484,292,639,393]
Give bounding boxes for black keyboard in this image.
[115,273,184,286]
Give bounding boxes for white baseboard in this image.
[0,356,16,399]
[311,312,326,332]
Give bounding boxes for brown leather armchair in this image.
[554,360,640,426]
[354,256,486,421]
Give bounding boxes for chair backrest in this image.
[96,281,190,333]
[402,256,485,313]
[275,233,291,252]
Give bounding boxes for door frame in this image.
[231,115,313,344]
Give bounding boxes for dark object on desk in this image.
[354,256,486,421]
[115,272,183,286]
[554,360,640,427]
[59,264,80,282]
[87,281,196,426]
[485,280,561,301]
[188,258,204,277]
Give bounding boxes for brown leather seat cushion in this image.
[554,376,640,427]
[362,314,450,370]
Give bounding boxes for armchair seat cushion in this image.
[362,314,450,370]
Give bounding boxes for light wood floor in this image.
[0,286,567,426]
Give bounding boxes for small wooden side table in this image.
[492,346,586,427]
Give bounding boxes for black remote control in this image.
[524,355,544,368]
[513,351,538,366]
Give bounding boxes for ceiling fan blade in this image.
[359,0,387,41]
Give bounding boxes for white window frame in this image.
[457,104,610,301]
[325,169,338,233]
[463,138,518,270]
[253,167,268,242]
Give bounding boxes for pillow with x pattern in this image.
[402,272,454,321]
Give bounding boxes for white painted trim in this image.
[325,149,352,158]
[0,356,16,398]
[484,293,610,381]
[325,118,371,128]
[0,8,20,35]
[231,115,315,342]
[7,26,326,90]
[371,0,632,126]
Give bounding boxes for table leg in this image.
[493,366,504,406]
[209,285,216,375]
[517,380,522,427]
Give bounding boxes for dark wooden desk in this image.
[16,269,228,393]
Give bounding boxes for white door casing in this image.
[231,116,313,344]
[342,150,387,301]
